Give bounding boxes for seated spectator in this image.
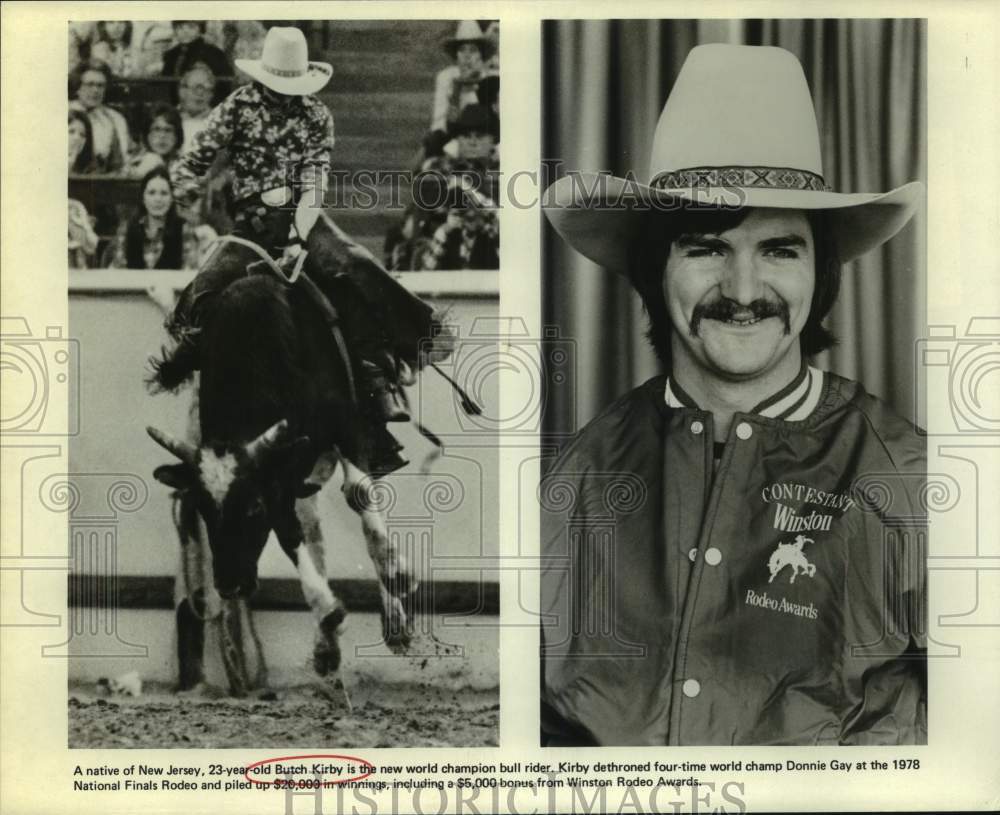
[162,21,232,102]
[409,104,500,271]
[103,167,216,270]
[69,199,99,269]
[69,59,132,173]
[68,109,96,174]
[133,22,175,76]
[91,21,136,77]
[126,103,183,178]
[69,108,116,244]
[177,66,217,153]
[422,104,500,196]
[430,21,495,133]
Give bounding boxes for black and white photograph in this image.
[540,19,928,746]
[3,2,1000,814]
[64,18,500,748]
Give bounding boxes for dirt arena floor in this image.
[68,682,499,748]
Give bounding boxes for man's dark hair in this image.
[627,206,841,371]
[68,59,114,99]
[96,21,134,47]
[142,103,184,154]
[68,109,95,173]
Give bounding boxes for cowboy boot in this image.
[361,359,410,422]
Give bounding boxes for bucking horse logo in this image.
[767,534,816,584]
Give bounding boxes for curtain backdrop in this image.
[542,19,926,437]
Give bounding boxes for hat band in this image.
[652,166,829,192]
[262,62,308,79]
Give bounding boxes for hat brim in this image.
[543,173,924,273]
[444,37,495,60]
[449,121,500,141]
[235,59,332,95]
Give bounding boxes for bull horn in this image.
[244,419,291,465]
[147,426,197,466]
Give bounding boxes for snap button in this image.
[682,678,701,698]
[704,547,722,566]
[690,420,704,435]
[736,422,753,440]
[688,547,698,562]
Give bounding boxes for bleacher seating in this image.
[307,21,457,256]
[71,21,457,262]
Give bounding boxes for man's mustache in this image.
[690,297,791,336]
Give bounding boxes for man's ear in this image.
[153,463,196,491]
[295,481,322,499]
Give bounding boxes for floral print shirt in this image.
[171,82,335,208]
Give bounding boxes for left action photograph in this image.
[64,18,500,749]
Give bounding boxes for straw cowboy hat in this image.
[543,44,923,273]
[444,20,495,60]
[235,27,332,96]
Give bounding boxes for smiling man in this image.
[540,44,927,746]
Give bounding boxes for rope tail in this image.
[414,421,444,475]
[430,363,482,416]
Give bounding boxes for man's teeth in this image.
[717,317,762,325]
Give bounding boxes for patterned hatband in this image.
[263,63,331,78]
[651,166,829,192]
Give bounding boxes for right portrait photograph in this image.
[539,19,928,746]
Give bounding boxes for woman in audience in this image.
[105,167,216,270]
[126,103,183,178]
[69,59,132,173]
[68,109,96,174]
[68,111,99,268]
[91,21,135,77]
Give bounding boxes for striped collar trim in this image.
[664,366,825,421]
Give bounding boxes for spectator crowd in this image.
[384,20,500,271]
[67,20,265,270]
[69,19,499,273]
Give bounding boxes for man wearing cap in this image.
[417,103,500,270]
[540,44,926,746]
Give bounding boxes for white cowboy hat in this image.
[235,26,332,96]
[444,20,495,59]
[543,44,923,273]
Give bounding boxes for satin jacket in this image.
[541,367,927,746]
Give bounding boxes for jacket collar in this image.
[664,362,825,421]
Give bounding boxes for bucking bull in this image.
[146,213,460,696]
